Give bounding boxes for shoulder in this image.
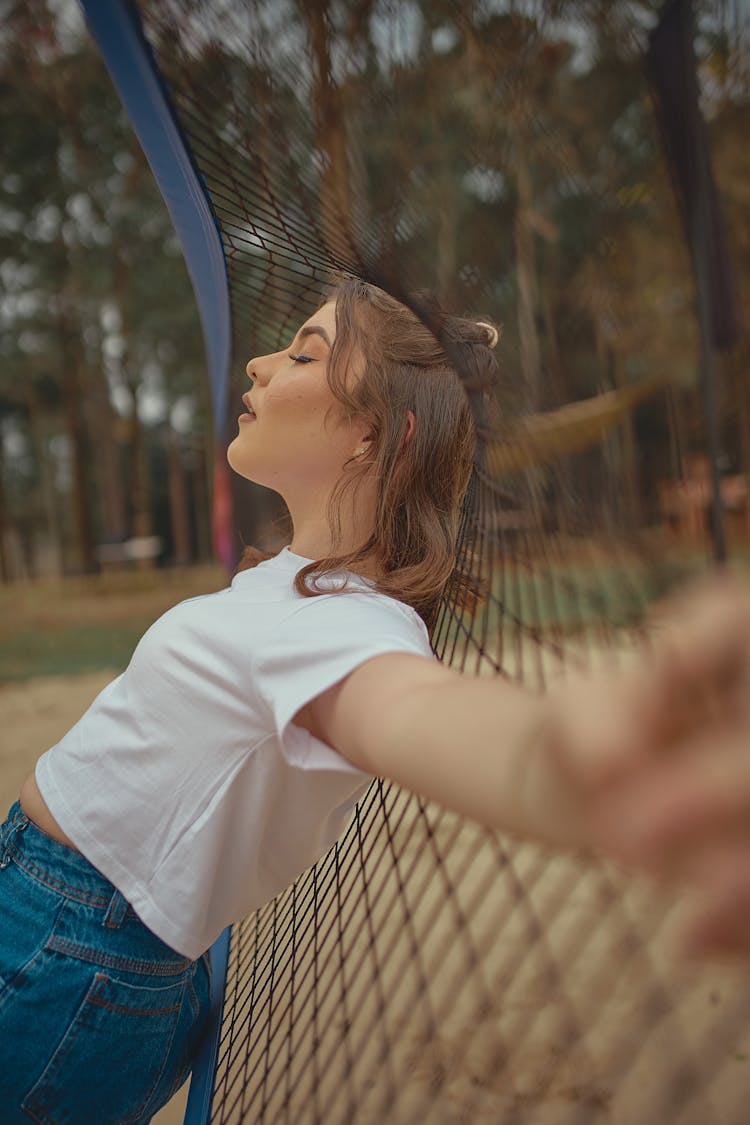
[279,586,430,644]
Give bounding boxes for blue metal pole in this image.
[78,0,232,436]
[183,927,232,1125]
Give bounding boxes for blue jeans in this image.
[0,801,211,1124]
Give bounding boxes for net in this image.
[86,2,750,1121]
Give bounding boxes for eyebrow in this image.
[297,324,332,348]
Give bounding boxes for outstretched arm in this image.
[298,652,585,846]
[296,577,750,956]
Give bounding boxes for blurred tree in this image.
[1,0,746,580]
[0,0,209,577]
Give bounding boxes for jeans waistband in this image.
[1,799,140,915]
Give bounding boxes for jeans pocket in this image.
[161,958,213,1108]
[21,970,185,1125]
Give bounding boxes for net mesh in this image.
[123,2,750,1120]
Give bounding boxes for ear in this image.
[402,410,416,450]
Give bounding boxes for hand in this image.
[547,574,750,958]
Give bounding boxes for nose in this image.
[245,352,276,386]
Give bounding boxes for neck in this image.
[288,516,342,561]
[285,482,378,569]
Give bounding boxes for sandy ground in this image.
[0,671,189,1125]
[4,673,750,1124]
[210,792,750,1125]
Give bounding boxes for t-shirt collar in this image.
[281,545,315,564]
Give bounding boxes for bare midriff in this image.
[20,771,80,852]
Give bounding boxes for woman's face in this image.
[227,301,368,494]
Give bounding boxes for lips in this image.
[239,392,257,423]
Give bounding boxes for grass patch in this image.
[0,565,227,683]
[0,622,160,682]
[4,543,746,683]
[438,540,748,657]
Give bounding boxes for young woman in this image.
[2,279,750,1123]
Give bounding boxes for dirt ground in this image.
[4,673,750,1124]
[0,671,189,1125]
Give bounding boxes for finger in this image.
[548,578,750,807]
[649,575,750,711]
[678,847,750,960]
[593,732,750,869]
[549,662,682,791]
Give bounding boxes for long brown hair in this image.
[240,279,499,628]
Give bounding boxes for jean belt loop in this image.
[103,889,130,929]
[0,813,28,870]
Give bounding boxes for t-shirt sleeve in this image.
[251,591,434,744]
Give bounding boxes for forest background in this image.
[0,0,748,682]
[0,8,747,1122]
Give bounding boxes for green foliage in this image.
[1,0,209,576]
[2,0,748,582]
[0,621,149,681]
[0,563,226,681]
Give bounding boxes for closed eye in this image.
[289,353,315,364]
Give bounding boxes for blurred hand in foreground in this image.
[548,574,750,959]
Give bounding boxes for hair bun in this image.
[476,320,499,349]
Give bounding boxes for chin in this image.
[226,447,274,490]
[225,438,241,473]
[226,441,255,481]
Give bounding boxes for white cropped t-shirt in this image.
[35,548,433,958]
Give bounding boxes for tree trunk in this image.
[436,188,458,308]
[513,140,541,411]
[83,357,128,544]
[731,343,750,477]
[305,1,356,265]
[128,396,153,543]
[612,347,642,533]
[167,427,192,565]
[665,382,686,482]
[57,309,97,573]
[0,443,11,583]
[97,427,128,543]
[27,408,65,575]
[191,435,213,563]
[541,241,566,408]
